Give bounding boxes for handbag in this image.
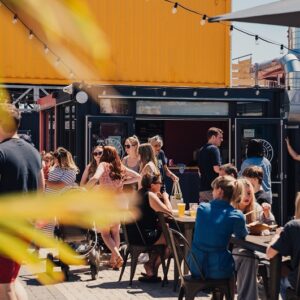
[170,181,183,209]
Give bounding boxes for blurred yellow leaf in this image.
[0,188,138,284]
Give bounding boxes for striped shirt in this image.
[45,166,77,194]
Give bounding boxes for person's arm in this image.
[211,146,222,175]
[158,192,172,211]
[259,202,276,225]
[286,137,300,161]
[86,162,105,189]
[123,167,141,185]
[266,230,281,259]
[38,169,45,192]
[233,212,249,239]
[80,164,90,186]
[163,164,179,181]
[148,191,172,215]
[213,165,220,174]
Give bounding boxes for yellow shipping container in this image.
[0,0,231,87]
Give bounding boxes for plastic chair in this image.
[286,260,300,300]
[118,222,168,286]
[168,228,235,300]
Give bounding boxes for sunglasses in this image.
[93,151,103,156]
[153,181,163,185]
[124,144,131,149]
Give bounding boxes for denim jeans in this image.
[280,277,292,300]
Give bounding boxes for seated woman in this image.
[232,178,275,300]
[267,193,300,300]
[188,176,248,280]
[127,174,172,282]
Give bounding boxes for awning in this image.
[209,0,300,27]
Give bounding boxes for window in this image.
[136,101,228,116]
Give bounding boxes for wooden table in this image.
[230,235,282,300]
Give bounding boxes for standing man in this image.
[0,104,44,300]
[197,127,223,202]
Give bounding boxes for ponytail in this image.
[211,176,243,203]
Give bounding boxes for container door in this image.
[235,118,284,224]
[85,116,134,165]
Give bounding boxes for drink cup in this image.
[177,202,186,217]
[189,203,198,218]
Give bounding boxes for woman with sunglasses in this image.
[122,135,140,173]
[45,147,79,194]
[127,174,172,282]
[232,178,275,300]
[87,146,141,270]
[122,136,140,191]
[80,145,103,186]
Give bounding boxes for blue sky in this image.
[231,0,288,63]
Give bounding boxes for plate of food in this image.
[247,221,277,235]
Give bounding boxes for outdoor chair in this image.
[168,228,235,300]
[118,222,168,286]
[157,211,184,290]
[286,259,300,300]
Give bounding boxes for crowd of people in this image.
[0,103,299,300]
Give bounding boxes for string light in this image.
[28,30,34,40]
[55,58,61,66]
[162,0,298,55]
[12,14,18,24]
[172,2,178,14]
[0,0,78,78]
[200,14,207,26]
[44,45,49,54]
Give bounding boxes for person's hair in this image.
[233,178,256,223]
[219,163,238,179]
[207,127,223,140]
[246,139,264,158]
[88,145,103,178]
[211,175,243,203]
[138,143,158,168]
[125,135,140,155]
[141,174,161,190]
[0,104,21,133]
[100,146,124,180]
[53,147,79,172]
[148,135,163,147]
[242,166,263,185]
[295,193,300,219]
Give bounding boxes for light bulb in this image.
[200,15,207,26]
[172,3,178,14]
[28,30,34,40]
[44,46,49,54]
[280,44,284,55]
[229,25,233,36]
[255,35,259,45]
[55,58,60,66]
[12,15,18,24]
[70,71,74,78]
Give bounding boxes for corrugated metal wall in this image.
[0,0,231,86]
